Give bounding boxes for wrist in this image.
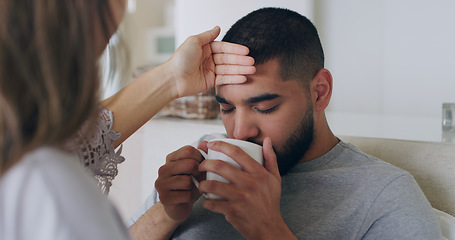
[158,60,180,99]
[145,203,182,229]
[145,62,178,100]
[129,202,181,240]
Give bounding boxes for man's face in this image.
[216,60,315,175]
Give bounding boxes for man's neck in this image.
[299,117,339,163]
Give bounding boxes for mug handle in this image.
[191,149,208,197]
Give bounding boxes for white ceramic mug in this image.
[191,138,263,199]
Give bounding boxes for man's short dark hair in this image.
[223,7,324,86]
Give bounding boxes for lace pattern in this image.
[71,108,125,194]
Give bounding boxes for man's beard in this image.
[275,108,314,176]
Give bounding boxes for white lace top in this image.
[71,108,125,194]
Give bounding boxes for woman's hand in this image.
[165,26,256,98]
[102,27,255,147]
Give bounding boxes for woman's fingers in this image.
[194,26,221,46]
[213,53,255,66]
[215,75,248,85]
[210,41,249,55]
[215,64,256,76]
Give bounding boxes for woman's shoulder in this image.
[1,147,85,192]
[5,147,98,194]
[0,147,129,239]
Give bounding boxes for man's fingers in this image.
[211,41,250,55]
[205,141,262,173]
[202,197,230,216]
[158,190,193,205]
[197,141,209,154]
[263,137,280,180]
[199,159,248,186]
[166,145,205,163]
[158,159,201,178]
[156,175,193,191]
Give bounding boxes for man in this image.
[128,8,441,239]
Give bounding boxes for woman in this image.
[0,0,255,239]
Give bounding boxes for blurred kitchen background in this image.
[108,0,455,221]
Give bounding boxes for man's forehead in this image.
[215,59,307,103]
[215,75,307,107]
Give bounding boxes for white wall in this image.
[318,0,455,118]
[175,0,455,120]
[121,0,174,70]
[175,0,315,46]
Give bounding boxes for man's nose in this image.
[232,111,259,140]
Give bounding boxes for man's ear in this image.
[310,69,333,112]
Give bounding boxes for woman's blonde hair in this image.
[0,0,117,174]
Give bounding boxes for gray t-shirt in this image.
[128,135,442,239]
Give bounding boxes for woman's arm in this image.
[72,27,254,194]
[102,26,255,148]
[101,63,175,148]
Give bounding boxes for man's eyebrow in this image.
[246,93,281,104]
[215,93,281,105]
[215,95,230,104]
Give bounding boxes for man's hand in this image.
[198,137,297,240]
[155,145,205,223]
